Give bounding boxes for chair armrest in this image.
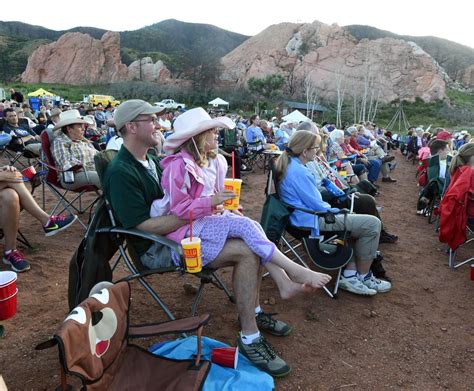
[128,313,210,338]
[95,226,183,256]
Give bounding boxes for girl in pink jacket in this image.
[154,108,331,298]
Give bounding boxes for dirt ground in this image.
[0,150,473,390]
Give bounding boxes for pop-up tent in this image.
[27,88,55,97]
[282,109,310,123]
[208,97,229,107]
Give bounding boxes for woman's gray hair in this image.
[329,129,345,143]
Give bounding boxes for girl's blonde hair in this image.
[179,129,217,167]
[274,130,319,183]
[450,142,474,175]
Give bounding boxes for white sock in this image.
[342,269,357,278]
[359,272,369,281]
[4,249,13,256]
[240,331,261,345]
[255,306,262,315]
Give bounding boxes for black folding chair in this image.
[91,150,234,321]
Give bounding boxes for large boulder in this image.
[21,31,129,84]
[220,21,447,102]
[128,57,171,82]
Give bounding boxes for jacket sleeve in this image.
[163,159,213,220]
[288,165,331,212]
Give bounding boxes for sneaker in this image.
[3,250,30,273]
[237,335,291,377]
[381,155,395,164]
[379,230,398,244]
[339,274,377,296]
[381,177,397,183]
[362,272,392,293]
[256,311,292,336]
[44,214,78,236]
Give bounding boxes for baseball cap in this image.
[436,130,452,141]
[114,99,165,130]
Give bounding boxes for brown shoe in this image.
[381,155,395,164]
[382,177,397,183]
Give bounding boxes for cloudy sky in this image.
[4,0,473,48]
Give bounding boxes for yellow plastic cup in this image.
[181,237,202,273]
[339,170,347,177]
[223,178,242,210]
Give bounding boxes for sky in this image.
[3,0,474,48]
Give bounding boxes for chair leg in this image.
[119,245,176,321]
[281,236,310,268]
[210,272,235,303]
[17,230,33,249]
[192,282,205,316]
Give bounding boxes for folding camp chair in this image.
[36,281,211,391]
[39,131,100,229]
[0,228,32,249]
[262,163,353,298]
[0,118,42,169]
[90,150,234,321]
[448,223,473,269]
[241,140,266,171]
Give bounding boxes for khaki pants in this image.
[60,170,101,190]
[25,142,42,156]
[318,213,381,260]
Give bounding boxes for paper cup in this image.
[211,347,239,369]
[21,166,37,180]
[223,178,242,210]
[181,237,202,273]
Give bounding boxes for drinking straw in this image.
[232,151,235,179]
[190,210,193,240]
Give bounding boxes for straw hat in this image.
[53,109,88,131]
[163,107,235,153]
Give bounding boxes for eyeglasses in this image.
[307,146,320,151]
[131,118,159,125]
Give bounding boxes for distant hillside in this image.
[0,19,249,82]
[345,25,474,81]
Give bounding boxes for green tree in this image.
[247,74,285,101]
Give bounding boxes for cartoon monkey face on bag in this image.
[58,282,130,381]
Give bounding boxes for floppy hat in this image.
[53,109,89,131]
[163,107,235,153]
[114,99,165,131]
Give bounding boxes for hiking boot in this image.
[44,214,78,236]
[362,272,392,293]
[381,155,395,164]
[237,335,291,377]
[381,177,397,183]
[379,230,398,244]
[3,250,30,273]
[256,311,292,336]
[339,274,377,296]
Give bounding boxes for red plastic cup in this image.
[211,347,239,369]
[0,288,18,321]
[471,264,474,281]
[0,271,17,300]
[21,166,37,180]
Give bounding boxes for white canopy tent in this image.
[208,97,229,107]
[282,109,311,123]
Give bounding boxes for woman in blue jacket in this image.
[274,131,391,296]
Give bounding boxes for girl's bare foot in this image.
[288,268,332,289]
[279,280,316,300]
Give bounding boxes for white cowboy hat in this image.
[53,109,88,131]
[163,107,235,153]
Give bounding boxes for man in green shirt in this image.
[104,100,319,378]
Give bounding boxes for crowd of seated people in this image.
[4,90,471,380]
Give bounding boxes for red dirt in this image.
[0,150,473,390]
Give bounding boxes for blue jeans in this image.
[366,159,381,182]
[0,133,12,147]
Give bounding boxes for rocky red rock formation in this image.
[220,21,447,102]
[22,32,132,84]
[128,57,171,82]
